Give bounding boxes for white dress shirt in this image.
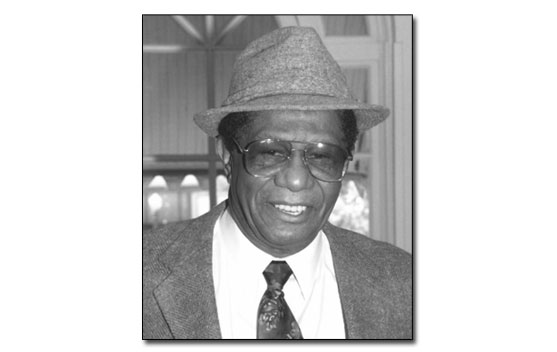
[212,208,346,339]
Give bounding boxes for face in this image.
[221,110,347,258]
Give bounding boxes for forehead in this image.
[243,110,344,145]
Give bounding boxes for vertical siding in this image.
[183,52,208,154]
[143,51,208,155]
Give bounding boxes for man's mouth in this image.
[273,204,307,216]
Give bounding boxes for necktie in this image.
[257,261,303,339]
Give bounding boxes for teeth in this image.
[274,204,307,215]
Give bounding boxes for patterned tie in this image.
[257,261,303,339]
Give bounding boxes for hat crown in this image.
[223,27,354,106]
[193,26,389,137]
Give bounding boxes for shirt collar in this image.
[219,207,323,299]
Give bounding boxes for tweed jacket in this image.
[143,202,412,339]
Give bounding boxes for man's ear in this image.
[216,137,232,180]
[216,136,231,165]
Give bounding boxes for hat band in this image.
[223,74,353,107]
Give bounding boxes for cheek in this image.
[320,183,342,211]
[232,166,267,207]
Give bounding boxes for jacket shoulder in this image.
[143,203,226,268]
[325,223,412,275]
[143,221,192,267]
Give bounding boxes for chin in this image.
[266,229,318,252]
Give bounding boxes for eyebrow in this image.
[250,132,340,143]
[247,138,346,151]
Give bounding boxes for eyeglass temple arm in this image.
[231,138,248,154]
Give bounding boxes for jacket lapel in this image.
[153,204,225,339]
[324,223,392,339]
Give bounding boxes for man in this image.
[143,26,412,339]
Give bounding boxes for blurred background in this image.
[142,15,412,253]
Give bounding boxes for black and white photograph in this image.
[4,2,557,351]
[142,15,413,339]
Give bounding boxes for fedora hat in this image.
[194,26,389,137]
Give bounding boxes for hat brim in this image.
[193,94,390,137]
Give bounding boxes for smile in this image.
[273,204,307,216]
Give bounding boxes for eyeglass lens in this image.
[244,139,348,181]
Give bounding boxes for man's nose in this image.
[274,150,315,192]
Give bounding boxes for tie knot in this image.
[262,261,293,289]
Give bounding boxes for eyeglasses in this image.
[232,138,352,182]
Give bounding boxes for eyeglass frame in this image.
[230,137,353,183]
